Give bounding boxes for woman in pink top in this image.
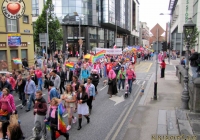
[0,88,16,121]
[126,67,136,94]
[107,69,118,98]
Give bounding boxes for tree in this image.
[33,0,63,50]
[184,27,199,48]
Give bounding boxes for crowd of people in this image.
[0,48,159,140]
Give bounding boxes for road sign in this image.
[115,38,123,46]
[39,33,47,46]
[150,24,165,39]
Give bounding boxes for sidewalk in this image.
[123,68,183,139]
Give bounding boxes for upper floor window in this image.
[7,19,17,32]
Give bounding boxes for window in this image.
[21,49,27,59]
[23,15,29,23]
[7,19,17,32]
[0,50,7,61]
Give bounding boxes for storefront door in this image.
[10,50,19,70]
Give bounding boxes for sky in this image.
[139,0,170,33]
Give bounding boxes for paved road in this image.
[13,60,156,140]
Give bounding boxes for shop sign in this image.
[2,0,25,20]
[7,34,21,47]
[185,0,189,22]
[24,29,30,33]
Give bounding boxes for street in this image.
[14,61,157,140]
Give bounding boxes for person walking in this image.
[81,65,90,84]
[84,77,95,115]
[50,70,61,92]
[126,67,136,94]
[189,49,199,80]
[16,74,26,109]
[160,60,166,78]
[44,98,69,140]
[76,85,90,130]
[33,90,47,140]
[58,67,65,94]
[24,75,36,112]
[61,84,77,130]
[117,66,126,91]
[91,69,99,94]
[49,81,60,100]
[35,67,43,91]
[107,69,118,98]
[0,88,16,121]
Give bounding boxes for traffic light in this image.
[50,41,54,50]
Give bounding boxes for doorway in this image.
[10,50,19,70]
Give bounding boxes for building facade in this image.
[168,0,199,54]
[0,1,34,71]
[139,22,149,47]
[52,0,139,56]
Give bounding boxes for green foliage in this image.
[33,0,63,50]
[184,27,199,48]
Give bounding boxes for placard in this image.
[7,34,21,47]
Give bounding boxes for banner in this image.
[96,48,122,54]
[7,34,21,47]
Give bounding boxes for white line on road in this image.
[104,106,129,140]
[141,81,146,86]
[110,83,141,140]
[63,114,68,118]
[16,94,46,108]
[100,85,107,91]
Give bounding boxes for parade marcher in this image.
[24,75,36,112]
[81,65,90,84]
[117,66,126,90]
[71,76,80,113]
[33,90,47,140]
[77,85,90,130]
[126,67,136,94]
[61,84,77,130]
[7,124,24,140]
[35,67,43,91]
[107,69,118,98]
[0,88,16,121]
[84,77,95,114]
[49,81,60,100]
[91,69,99,94]
[0,120,9,139]
[16,74,26,109]
[5,74,15,93]
[44,98,69,140]
[0,76,13,94]
[189,49,199,79]
[30,69,38,86]
[58,67,65,94]
[50,70,61,92]
[160,60,166,78]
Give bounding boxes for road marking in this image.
[174,65,176,71]
[110,84,141,140]
[109,95,124,106]
[141,81,145,86]
[16,94,46,108]
[104,106,129,140]
[100,85,107,91]
[146,63,153,72]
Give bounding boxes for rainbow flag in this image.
[90,55,95,63]
[45,121,60,138]
[13,58,22,64]
[57,103,67,138]
[93,50,106,62]
[66,62,74,68]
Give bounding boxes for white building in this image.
[139,22,150,47]
[32,0,46,23]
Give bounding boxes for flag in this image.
[65,62,74,68]
[45,121,60,138]
[57,103,67,138]
[13,58,22,64]
[93,50,106,62]
[113,44,117,49]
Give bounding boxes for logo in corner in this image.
[2,0,25,20]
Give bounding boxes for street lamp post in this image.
[46,10,49,56]
[182,18,196,109]
[154,28,159,100]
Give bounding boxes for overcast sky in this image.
[139,0,170,33]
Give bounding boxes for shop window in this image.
[21,49,27,59]
[23,15,29,24]
[6,19,17,32]
[10,50,18,60]
[0,50,7,61]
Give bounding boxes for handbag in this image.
[108,79,112,85]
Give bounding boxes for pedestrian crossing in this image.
[133,80,146,86]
